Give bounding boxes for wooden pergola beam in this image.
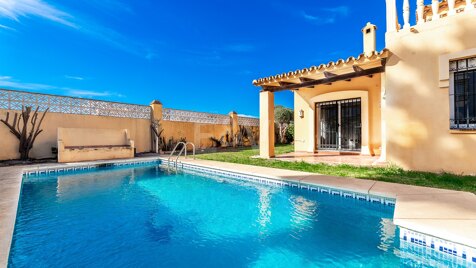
[261,66,384,92]
[353,65,364,72]
[323,71,337,78]
[299,77,316,83]
[278,82,297,87]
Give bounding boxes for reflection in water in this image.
[257,188,271,231]
[378,218,396,252]
[398,240,470,268]
[290,196,317,230]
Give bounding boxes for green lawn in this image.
[196,144,476,193]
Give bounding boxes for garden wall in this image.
[0,89,259,161]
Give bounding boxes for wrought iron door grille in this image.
[316,98,361,152]
[317,101,339,150]
[340,99,362,151]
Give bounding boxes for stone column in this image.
[259,91,275,158]
[150,100,163,121]
[229,111,239,136]
[229,111,239,146]
[150,100,163,153]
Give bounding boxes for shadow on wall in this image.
[385,16,476,174]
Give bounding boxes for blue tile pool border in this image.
[20,157,476,265]
[164,161,397,206]
[400,227,476,264]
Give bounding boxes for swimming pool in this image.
[8,163,468,267]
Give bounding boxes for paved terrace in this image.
[1,156,475,267]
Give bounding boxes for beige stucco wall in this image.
[294,74,382,155]
[385,10,476,174]
[161,121,232,149]
[0,110,151,160]
[58,128,130,147]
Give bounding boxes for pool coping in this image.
[1,156,475,267]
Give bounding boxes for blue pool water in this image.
[8,165,467,267]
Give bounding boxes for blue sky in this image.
[0,0,389,116]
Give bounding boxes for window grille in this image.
[450,57,476,130]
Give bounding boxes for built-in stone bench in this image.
[58,128,135,163]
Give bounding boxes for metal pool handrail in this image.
[168,142,196,168]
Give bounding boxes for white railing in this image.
[388,0,475,32]
[0,89,151,119]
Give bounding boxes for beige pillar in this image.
[229,111,239,147]
[229,111,239,135]
[150,100,163,153]
[379,73,387,162]
[150,100,163,121]
[259,91,275,158]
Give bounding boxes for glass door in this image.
[317,101,339,150]
[317,98,361,152]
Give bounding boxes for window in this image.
[450,57,476,130]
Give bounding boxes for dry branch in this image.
[0,106,48,160]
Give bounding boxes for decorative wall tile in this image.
[0,89,151,119]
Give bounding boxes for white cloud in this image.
[0,0,153,59]
[237,114,258,118]
[0,76,123,98]
[64,75,84,81]
[302,5,350,25]
[0,23,15,31]
[145,51,157,61]
[323,6,350,17]
[302,12,335,24]
[65,89,122,98]
[0,0,77,28]
[0,75,54,90]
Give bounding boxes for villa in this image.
[254,0,476,174]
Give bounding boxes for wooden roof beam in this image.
[353,65,364,72]
[278,82,297,87]
[260,66,385,92]
[323,71,337,78]
[299,77,316,83]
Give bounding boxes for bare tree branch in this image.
[1,106,48,160]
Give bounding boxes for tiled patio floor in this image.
[275,151,387,167]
